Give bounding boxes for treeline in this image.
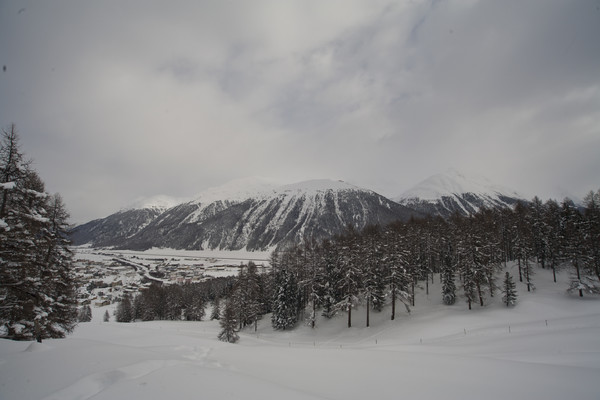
[0,125,78,341]
[216,192,600,342]
[114,276,235,323]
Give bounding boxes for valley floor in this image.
[1,264,600,400]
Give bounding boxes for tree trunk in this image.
[311,299,316,329]
[366,297,370,327]
[347,303,352,328]
[525,261,531,292]
[575,258,583,297]
[391,290,396,321]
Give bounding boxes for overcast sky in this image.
[1,0,599,223]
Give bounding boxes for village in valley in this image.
[72,247,269,308]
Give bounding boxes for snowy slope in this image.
[395,169,525,217]
[69,208,166,247]
[1,265,599,400]
[182,177,281,224]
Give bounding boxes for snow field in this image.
[1,264,599,400]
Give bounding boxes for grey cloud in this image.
[1,0,598,222]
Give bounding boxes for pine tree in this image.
[115,293,134,322]
[103,309,110,322]
[582,190,600,291]
[361,226,386,327]
[502,272,518,307]
[335,228,362,328]
[182,284,205,321]
[78,305,92,322]
[271,267,299,330]
[37,193,79,336]
[383,225,411,320]
[316,240,341,319]
[218,299,239,343]
[561,199,586,297]
[210,296,221,320]
[441,249,457,305]
[0,125,77,340]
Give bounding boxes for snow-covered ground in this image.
[1,265,599,400]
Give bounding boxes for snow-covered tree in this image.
[210,296,221,320]
[502,272,518,307]
[231,262,263,330]
[78,305,92,322]
[383,225,411,320]
[218,299,239,343]
[441,246,457,305]
[335,228,362,328]
[182,284,205,321]
[316,239,341,319]
[361,225,385,327]
[582,190,600,292]
[271,266,299,330]
[115,293,134,322]
[561,199,586,297]
[0,125,78,340]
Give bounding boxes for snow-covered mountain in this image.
[70,208,167,248]
[71,178,420,251]
[70,195,185,247]
[395,169,525,218]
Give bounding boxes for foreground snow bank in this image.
[1,268,599,400]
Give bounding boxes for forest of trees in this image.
[114,276,235,323]
[0,124,78,341]
[214,191,600,341]
[112,188,599,343]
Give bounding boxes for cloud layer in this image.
[1,0,599,222]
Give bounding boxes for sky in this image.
[1,0,599,223]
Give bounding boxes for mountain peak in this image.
[398,169,521,201]
[190,176,281,205]
[277,179,364,195]
[396,169,525,217]
[123,195,185,212]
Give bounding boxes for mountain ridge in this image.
[70,178,420,251]
[395,169,525,218]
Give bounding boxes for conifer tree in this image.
[316,239,341,319]
[583,190,600,290]
[218,299,239,343]
[271,267,299,330]
[210,296,221,320]
[502,272,518,307]
[115,293,134,322]
[335,227,362,328]
[544,199,562,282]
[1,125,77,340]
[103,309,110,322]
[182,284,205,321]
[78,305,92,322]
[441,249,457,305]
[561,199,586,297]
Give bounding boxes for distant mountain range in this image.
[70,178,420,251]
[394,169,524,219]
[70,171,526,251]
